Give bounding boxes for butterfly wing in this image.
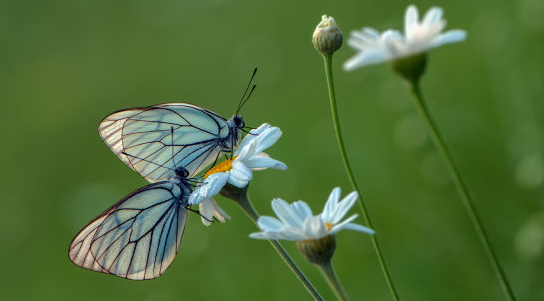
[68,181,188,280]
[99,103,233,182]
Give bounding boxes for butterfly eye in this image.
[175,167,189,178]
[234,116,245,129]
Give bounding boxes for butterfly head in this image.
[233,115,245,130]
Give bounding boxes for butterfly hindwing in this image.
[68,181,189,280]
[99,103,235,182]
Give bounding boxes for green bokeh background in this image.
[1,0,543,300]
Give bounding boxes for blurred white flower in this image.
[250,187,374,241]
[199,197,230,226]
[189,123,287,206]
[343,4,467,70]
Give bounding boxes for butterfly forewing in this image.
[99,103,233,182]
[68,181,188,280]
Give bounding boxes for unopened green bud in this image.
[296,234,336,265]
[391,52,427,83]
[312,15,343,55]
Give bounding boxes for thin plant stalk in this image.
[408,80,517,301]
[322,53,401,301]
[317,261,349,301]
[220,185,324,301]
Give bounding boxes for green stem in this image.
[317,261,349,301]
[322,53,401,301]
[408,80,517,301]
[221,185,324,301]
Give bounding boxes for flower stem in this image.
[220,185,324,301]
[322,53,401,301]
[408,80,517,301]
[317,260,349,301]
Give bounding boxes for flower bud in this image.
[296,234,336,265]
[312,15,343,55]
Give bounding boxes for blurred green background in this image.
[1,0,543,300]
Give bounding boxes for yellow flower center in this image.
[204,157,237,179]
[325,222,333,231]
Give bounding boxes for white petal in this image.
[271,198,304,228]
[429,30,467,48]
[246,156,287,170]
[342,223,375,234]
[422,7,444,28]
[229,161,253,187]
[331,191,358,224]
[291,201,313,220]
[343,50,391,70]
[329,214,359,234]
[249,232,275,240]
[322,187,341,222]
[404,5,419,37]
[209,198,230,223]
[189,172,229,204]
[236,139,258,161]
[198,198,229,226]
[199,198,214,226]
[257,216,284,232]
[303,216,327,239]
[280,227,308,241]
[254,127,282,154]
[250,123,271,136]
[235,124,271,154]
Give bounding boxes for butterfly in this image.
[68,70,257,280]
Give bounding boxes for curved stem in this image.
[322,53,401,300]
[221,185,324,301]
[317,260,349,301]
[409,80,517,301]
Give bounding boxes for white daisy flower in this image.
[188,123,287,206]
[343,4,467,71]
[249,187,374,241]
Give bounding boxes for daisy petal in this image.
[404,5,419,37]
[189,172,229,205]
[342,223,375,234]
[235,124,271,154]
[246,156,287,170]
[422,7,444,28]
[322,187,341,222]
[329,214,359,234]
[331,191,358,223]
[303,216,327,239]
[254,127,282,154]
[291,201,313,220]
[257,216,284,231]
[272,198,303,227]
[430,30,467,48]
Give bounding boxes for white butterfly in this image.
[69,69,256,280]
[69,104,248,280]
[98,103,246,181]
[68,180,191,280]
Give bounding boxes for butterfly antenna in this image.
[235,67,258,116]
